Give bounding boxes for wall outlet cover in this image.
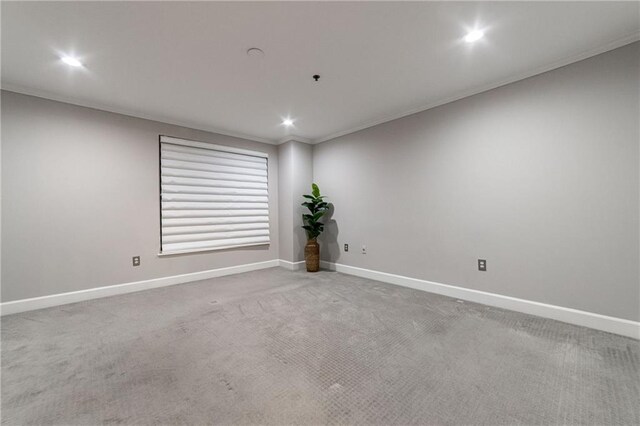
[478,259,486,271]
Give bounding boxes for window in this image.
[159,135,269,255]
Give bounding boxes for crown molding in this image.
[3,33,638,147]
[277,135,313,145]
[0,83,278,145]
[313,32,640,144]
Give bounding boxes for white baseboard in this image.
[320,261,639,339]
[0,259,280,316]
[278,259,306,271]
[3,258,637,339]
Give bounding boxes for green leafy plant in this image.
[301,183,329,240]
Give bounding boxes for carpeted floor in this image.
[1,268,639,425]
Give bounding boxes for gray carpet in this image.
[1,268,639,425]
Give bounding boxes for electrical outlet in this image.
[361,245,367,254]
[133,256,140,267]
[344,244,349,252]
[478,259,486,271]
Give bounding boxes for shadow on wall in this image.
[319,203,340,263]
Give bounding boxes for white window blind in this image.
[160,135,269,255]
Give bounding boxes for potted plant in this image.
[301,183,329,272]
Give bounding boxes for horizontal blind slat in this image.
[162,236,270,253]
[164,229,270,244]
[162,216,269,227]
[163,229,270,243]
[161,143,267,164]
[161,176,267,190]
[162,201,268,210]
[161,150,267,171]
[162,185,268,197]
[162,209,269,218]
[161,159,267,177]
[162,194,268,203]
[162,223,269,235]
[162,167,267,183]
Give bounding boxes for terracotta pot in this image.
[304,239,320,272]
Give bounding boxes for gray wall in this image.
[3,43,638,320]
[291,142,313,262]
[313,42,640,321]
[1,91,279,302]
[277,142,294,262]
[278,140,313,263]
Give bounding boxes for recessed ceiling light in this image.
[282,118,294,127]
[61,56,83,67]
[464,30,484,43]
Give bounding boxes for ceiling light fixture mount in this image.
[247,47,265,57]
[313,74,320,81]
[282,118,294,127]
[464,30,484,43]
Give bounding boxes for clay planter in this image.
[304,239,320,272]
